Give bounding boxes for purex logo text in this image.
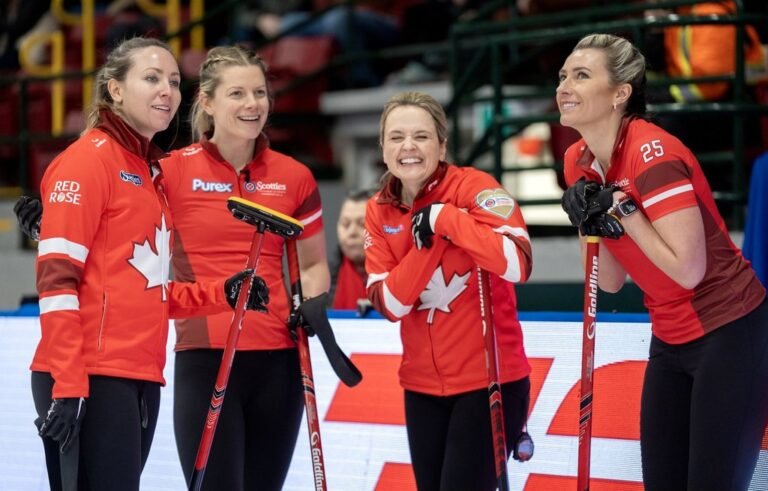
[192,178,233,193]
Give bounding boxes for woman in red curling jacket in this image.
[31,37,264,491]
[559,34,768,490]
[159,45,330,491]
[364,91,533,490]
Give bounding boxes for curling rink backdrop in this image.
[2,312,768,490]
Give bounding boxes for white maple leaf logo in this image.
[128,214,172,301]
[417,266,470,324]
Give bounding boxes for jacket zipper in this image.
[97,292,108,351]
[426,322,445,393]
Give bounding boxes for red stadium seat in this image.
[259,35,336,113]
[28,140,70,192]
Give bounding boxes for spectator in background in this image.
[331,188,375,310]
[102,0,164,51]
[646,0,767,153]
[386,0,490,84]
[253,0,409,88]
[0,0,56,70]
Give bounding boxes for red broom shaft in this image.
[189,229,264,491]
[577,237,600,491]
[477,268,509,491]
[286,240,327,491]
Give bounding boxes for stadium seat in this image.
[259,35,336,113]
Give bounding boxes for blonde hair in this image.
[573,34,647,116]
[189,45,271,140]
[379,91,449,145]
[84,37,175,133]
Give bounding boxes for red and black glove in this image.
[224,270,269,312]
[411,202,445,250]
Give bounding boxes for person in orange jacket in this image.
[660,0,765,103]
[645,1,766,152]
[364,91,533,490]
[28,37,267,491]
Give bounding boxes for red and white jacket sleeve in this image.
[167,279,230,319]
[364,202,450,322]
[435,171,532,283]
[36,152,110,398]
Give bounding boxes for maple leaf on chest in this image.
[128,214,172,301]
[417,266,470,324]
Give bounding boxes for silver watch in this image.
[609,198,638,219]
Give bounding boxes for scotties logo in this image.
[475,188,516,219]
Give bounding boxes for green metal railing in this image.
[3,0,766,229]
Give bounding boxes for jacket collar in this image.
[199,132,269,166]
[377,161,449,209]
[576,115,637,169]
[96,108,168,162]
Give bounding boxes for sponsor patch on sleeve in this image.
[49,180,82,205]
[475,188,516,218]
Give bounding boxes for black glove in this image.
[36,397,86,454]
[224,269,269,312]
[14,196,42,241]
[411,202,444,250]
[287,307,315,340]
[580,213,625,239]
[561,177,602,227]
[583,184,619,220]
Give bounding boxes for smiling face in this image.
[202,64,269,142]
[337,198,367,266]
[108,46,181,140]
[381,105,446,198]
[556,48,624,132]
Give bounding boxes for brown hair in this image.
[84,37,176,133]
[379,91,449,146]
[189,45,271,140]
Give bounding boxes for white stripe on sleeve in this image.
[300,209,323,227]
[493,225,528,282]
[39,294,80,314]
[642,184,694,208]
[366,272,388,288]
[382,282,413,318]
[493,225,530,242]
[38,238,89,263]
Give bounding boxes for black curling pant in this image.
[641,300,768,491]
[31,372,161,491]
[404,377,530,491]
[173,348,304,491]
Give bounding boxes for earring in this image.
[612,102,617,111]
